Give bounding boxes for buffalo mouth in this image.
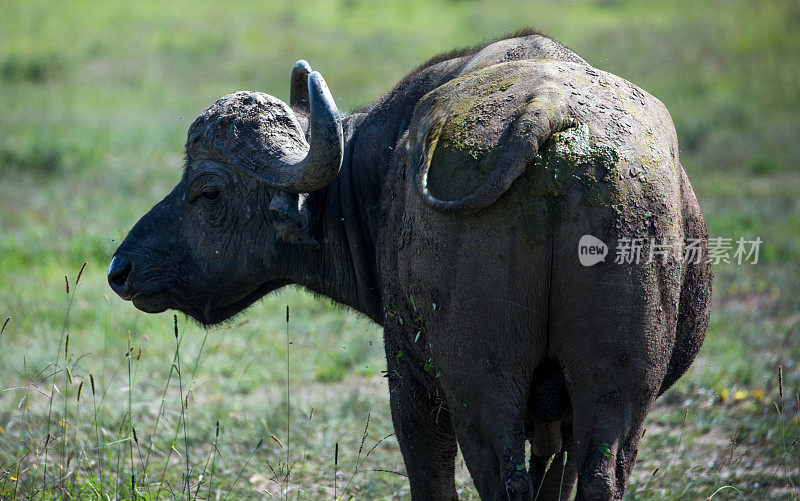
[130,293,169,313]
[130,289,171,314]
[124,279,289,325]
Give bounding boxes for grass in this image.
[1,0,799,498]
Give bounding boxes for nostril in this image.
[107,255,132,290]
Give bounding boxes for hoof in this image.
[504,470,533,500]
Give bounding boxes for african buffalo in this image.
[108,30,711,500]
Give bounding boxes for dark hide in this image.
[109,31,712,500]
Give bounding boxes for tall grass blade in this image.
[222,438,263,501]
[534,453,554,500]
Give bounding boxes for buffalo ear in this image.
[269,190,318,246]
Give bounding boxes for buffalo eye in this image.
[192,186,226,226]
[201,189,221,201]
[272,210,289,223]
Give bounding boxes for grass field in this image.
[1,0,799,498]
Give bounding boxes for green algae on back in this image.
[436,68,520,160]
[425,65,522,201]
[416,58,675,242]
[538,122,621,205]
[517,122,622,243]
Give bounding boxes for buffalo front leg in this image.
[385,336,458,500]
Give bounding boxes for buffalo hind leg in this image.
[430,315,543,499]
[447,396,532,500]
[554,334,660,500]
[567,388,654,500]
[435,339,537,501]
[549,238,677,498]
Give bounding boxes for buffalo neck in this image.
[291,60,469,324]
[294,113,385,324]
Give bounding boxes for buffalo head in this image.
[108,61,343,324]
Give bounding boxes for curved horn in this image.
[289,59,311,112]
[188,72,342,194]
[257,71,344,193]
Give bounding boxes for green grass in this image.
[1,0,799,498]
